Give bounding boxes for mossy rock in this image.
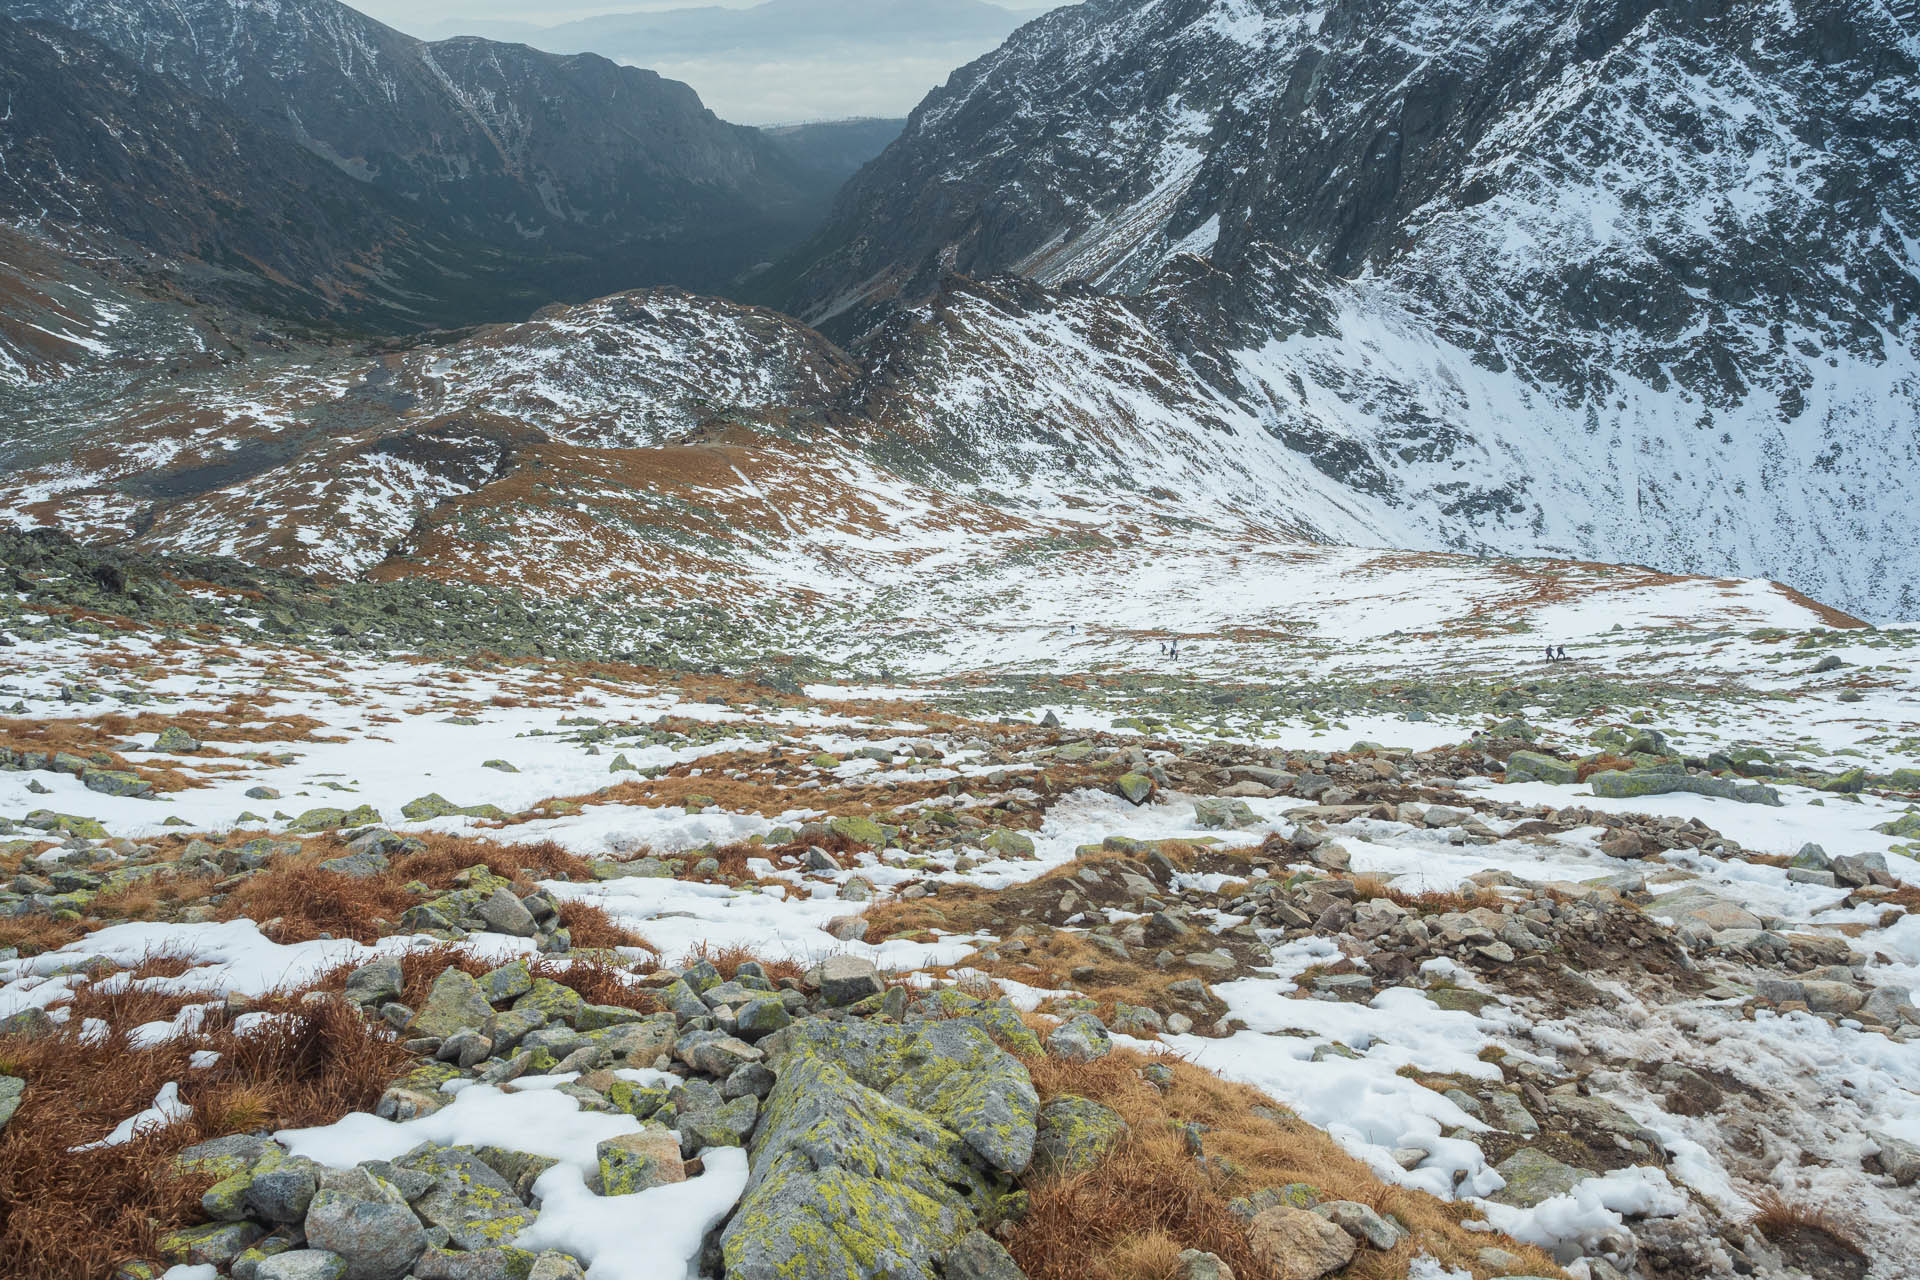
[1504,751,1578,785]
[1030,1094,1127,1178]
[286,804,382,833]
[829,816,887,847]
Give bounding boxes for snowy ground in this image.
[4,551,1919,1279]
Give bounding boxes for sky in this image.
[346,0,1056,123]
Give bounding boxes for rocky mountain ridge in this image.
[779,0,1920,620]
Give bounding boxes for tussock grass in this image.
[0,981,410,1279]
[1009,1047,1565,1280]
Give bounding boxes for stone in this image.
[412,1247,541,1280]
[1313,1200,1403,1249]
[1194,797,1260,829]
[1503,751,1579,785]
[1046,1012,1112,1062]
[481,961,535,1005]
[255,1252,349,1280]
[1177,1250,1237,1280]
[345,957,404,1006]
[734,996,792,1039]
[397,1147,535,1253]
[1872,1130,1920,1186]
[1030,1095,1126,1178]
[1589,770,1780,806]
[409,969,495,1040]
[1115,772,1156,805]
[597,1127,686,1193]
[816,954,885,1007]
[1490,1148,1590,1208]
[1244,1206,1357,1280]
[943,1229,1028,1280]
[719,1047,997,1279]
[0,1074,23,1132]
[474,887,538,937]
[527,1254,588,1280]
[302,1183,427,1280]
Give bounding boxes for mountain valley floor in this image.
[1,533,1917,1280]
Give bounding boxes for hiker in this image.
[1171,639,1180,662]
[1160,642,1167,656]
[1557,645,1569,662]
[1546,645,1556,663]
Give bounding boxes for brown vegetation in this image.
[1010,1047,1565,1280]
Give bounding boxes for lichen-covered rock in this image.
[1193,797,1259,829]
[345,957,404,1006]
[1504,751,1578,785]
[1046,1013,1112,1063]
[719,1049,995,1280]
[1489,1148,1591,1208]
[255,1251,349,1280]
[597,1126,685,1193]
[1589,770,1779,805]
[400,1146,535,1251]
[303,1174,428,1280]
[828,815,886,846]
[408,969,495,1040]
[0,1074,23,1133]
[1030,1095,1126,1178]
[943,1229,1028,1280]
[1115,772,1156,805]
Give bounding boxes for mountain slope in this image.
[2,0,832,316]
[778,0,1920,620]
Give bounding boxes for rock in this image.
[303,1179,428,1280]
[1244,1206,1357,1280]
[255,1252,349,1280]
[1115,772,1156,805]
[1789,843,1834,871]
[1872,1130,1920,1186]
[153,726,201,753]
[597,1127,685,1193]
[828,815,886,846]
[527,1254,587,1280]
[719,1042,1002,1279]
[1194,797,1260,829]
[1589,770,1779,806]
[402,1146,535,1252]
[1046,1012,1112,1062]
[408,969,495,1040]
[345,957,404,1006]
[982,829,1036,859]
[943,1229,1028,1280]
[0,1074,23,1132]
[481,961,535,1005]
[1832,852,1890,888]
[412,1247,541,1280]
[288,805,384,833]
[1490,1148,1591,1208]
[816,954,885,1007]
[1030,1095,1127,1178]
[1177,1250,1236,1280]
[1313,1200,1403,1249]
[1504,751,1578,785]
[473,887,537,937]
[734,996,792,1040]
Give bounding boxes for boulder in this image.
[816,954,885,1007]
[1490,1148,1590,1208]
[1504,751,1579,785]
[407,970,495,1040]
[597,1127,685,1193]
[1046,1013,1112,1063]
[1244,1206,1356,1280]
[1030,1095,1127,1178]
[719,1050,1000,1279]
[303,1176,427,1280]
[400,1146,535,1251]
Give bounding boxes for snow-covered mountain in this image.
[0,0,840,323]
[783,0,1920,620]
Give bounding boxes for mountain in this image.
[762,119,908,189]
[0,0,836,324]
[778,0,1920,621]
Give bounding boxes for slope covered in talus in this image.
[781,0,1920,621]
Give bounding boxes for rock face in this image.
[0,0,833,326]
[783,0,1920,621]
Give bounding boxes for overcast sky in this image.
[354,1,757,27]
[345,0,1056,123]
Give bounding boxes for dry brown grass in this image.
[1348,875,1504,914]
[556,899,652,951]
[1748,1188,1862,1246]
[1010,1048,1565,1280]
[690,942,807,986]
[0,979,411,1280]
